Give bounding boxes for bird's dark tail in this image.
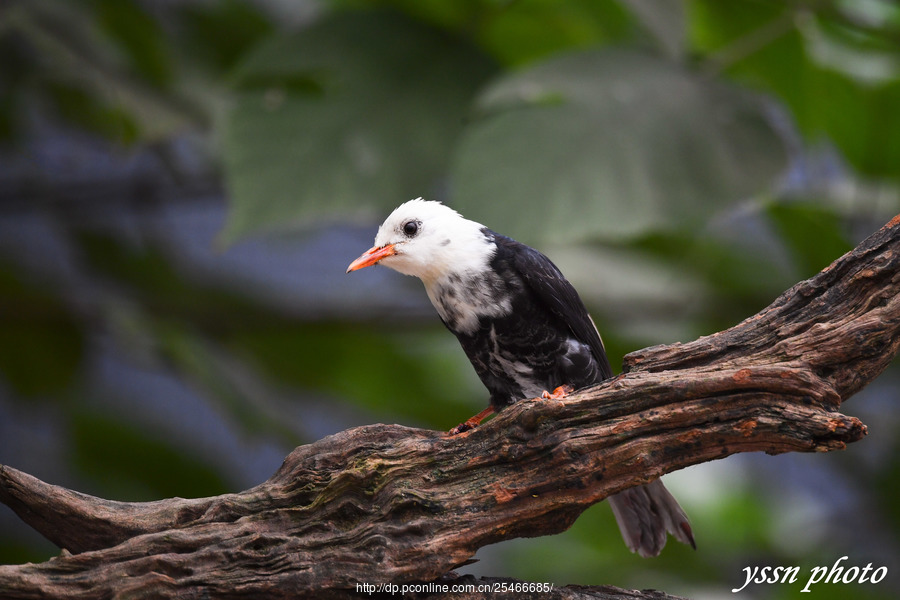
[608,479,695,557]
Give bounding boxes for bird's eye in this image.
[402,220,420,237]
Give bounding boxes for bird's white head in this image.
[346,198,494,285]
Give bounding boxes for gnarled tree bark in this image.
[1,215,899,600]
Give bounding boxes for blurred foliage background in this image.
[1,0,899,598]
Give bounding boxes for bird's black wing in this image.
[494,233,614,381]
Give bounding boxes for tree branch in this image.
[2,216,899,599]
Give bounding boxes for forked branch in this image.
[1,216,898,600]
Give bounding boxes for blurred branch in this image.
[5,0,210,135]
[700,1,900,77]
[820,1,900,45]
[700,7,798,76]
[2,216,899,599]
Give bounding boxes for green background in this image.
[1,1,898,598]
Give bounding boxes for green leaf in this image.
[176,0,274,73]
[477,0,633,66]
[47,81,140,144]
[76,232,273,328]
[220,10,496,244]
[153,323,305,445]
[0,262,84,396]
[687,0,900,181]
[75,232,480,429]
[91,0,173,88]
[7,0,199,142]
[805,70,900,180]
[336,0,484,31]
[0,35,34,143]
[766,200,853,278]
[451,49,788,244]
[229,322,483,429]
[622,0,686,60]
[624,229,793,334]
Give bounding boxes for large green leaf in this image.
[451,49,788,244]
[687,0,900,181]
[220,10,496,244]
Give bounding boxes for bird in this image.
[347,198,695,557]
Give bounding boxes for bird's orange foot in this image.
[449,420,477,435]
[541,384,574,399]
[447,405,496,436]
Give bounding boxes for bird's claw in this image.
[541,384,574,400]
[448,420,477,436]
[447,406,495,436]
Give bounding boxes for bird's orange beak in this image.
[346,244,397,273]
